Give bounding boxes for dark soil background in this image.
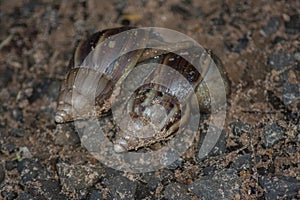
[0,0,299,199]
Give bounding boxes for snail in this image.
[55,27,230,152]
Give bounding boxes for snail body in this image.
[55,27,230,152]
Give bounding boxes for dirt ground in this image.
[0,0,299,199]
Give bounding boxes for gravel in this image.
[86,189,103,200]
[163,182,191,200]
[259,175,300,199]
[17,158,66,199]
[189,168,242,200]
[283,83,300,105]
[230,120,252,137]
[9,128,25,137]
[57,162,104,193]
[268,52,295,72]
[263,122,285,148]
[262,17,280,36]
[230,154,253,171]
[102,170,137,200]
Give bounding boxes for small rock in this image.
[189,169,242,199]
[102,170,137,200]
[262,17,280,36]
[263,122,285,148]
[135,183,154,199]
[159,169,175,185]
[87,189,103,200]
[284,14,300,34]
[230,154,253,171]
[39,179,65,199]
[17,158,66,199]
[0,163,5,184]
[164,182,191,200]
[259,175,300,199]
[283,83,300,105]
[140,172,161,191]
[16,192,35,200]
[230,121,252,136]
[5,160,18,171]
[57,162,104,192]
[18,147,33,159]
[268,51,295,72]
[2,143,16,154]
[9,128,25,137]
[17,158,48,182]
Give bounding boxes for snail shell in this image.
[55,27,230,152]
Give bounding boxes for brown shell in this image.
[55,27,231,152]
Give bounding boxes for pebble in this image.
[189,168,242,199]
[135,183,154,199]
[262,17,280,36]
[259,175,300,199]
[284,14,300,34]
[140,172,161,191]
[16,192,35,200]
[17,158,43,177]
[268,52,295,71]
[283,83,300,105]
[230,154,253,171]
[159,169,175,185]
[57,162,104,192]
[102,170,137,200]
[17,158,66,199]
[2,143,16,154]
[163,182,191,200]
[87,189,103,200]
[230,120,252,137]
[5,160,18,171]
[9,128,25,137]
[263,122,285,148]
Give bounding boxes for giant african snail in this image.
[55,27,231,152]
